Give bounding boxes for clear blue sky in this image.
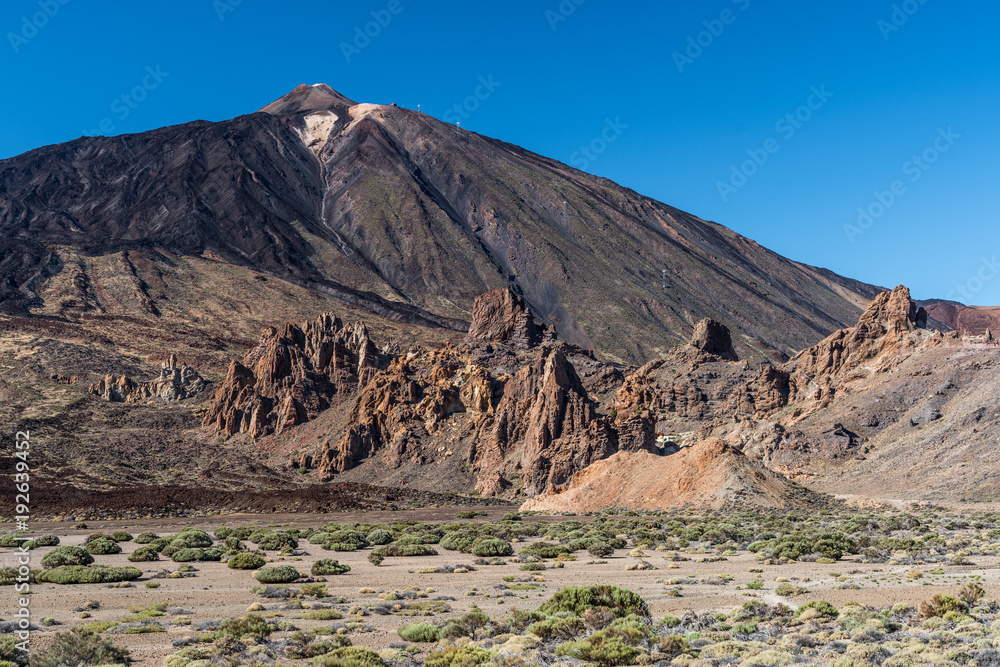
[3,0,998,305]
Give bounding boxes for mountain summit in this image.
[0,85,881,363]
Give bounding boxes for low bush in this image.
[398,621,441,642]
[520,542,572,559]
[218,613,274,640]
[33,534,60,547]
[134,532,159,544]
[441,530,479,553]
[308,532,331,545]
[41,546,94,569]
[312,559,351,576]
[587,542,615,558]
[556,632,639,666]
[254,565,302,584]
[314,646,386,667]
[228,552,267,570]
[213,527,234,540]
[918,594,968,619]
[323,529,368,551]
[111,531,133,542]
[25,628,130,667]
[372,544,437,558]
[796,600,839,618]
[36,565,142,585]
[367,529,394,545]
[424,645,491,667]
[172,529,213,549]
[254,531,298,551]
[539,586,649,619]
[471,538,513,557]
[85,538,121,555]
[128,547,160,562]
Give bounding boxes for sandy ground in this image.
[4,508,1000,665]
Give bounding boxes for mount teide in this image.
[0,84,881,364]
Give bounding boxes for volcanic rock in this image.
[690,319,739,361]
[202,313,382,438]
[88,356,207,403]
[465,289,552,349]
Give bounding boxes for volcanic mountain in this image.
[0,83,883,365]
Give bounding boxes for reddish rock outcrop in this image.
[690,319,739,361]
[465,289,553,349]
[202,313,382,438]
[789,286,924,387]
[470,347,617,496]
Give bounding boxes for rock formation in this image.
[689,319,739,361]
[465,289,553,350]
[88,355,207,403]
[202,313,383,438]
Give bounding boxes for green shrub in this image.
[556,632,639,666]
[368,552,384,567]
[111,531,133,542]
[441,530,479,553]
[396,532,440,546]
[228,552,267,570]
[520,542,571,559]
[587,542,615,558]
[323,530,368,551]
[218,613,273,640]
[424,645,491,667]
[366,529,394,545]
[309,532,331,545]
[539,586,649,619]
[503,512,522,522]
[471,538,513,557]
[134,532,159,544]
[214,527,234,540]
[528,613,586,640]
[372,544,437,558]
[254,531,298,551]
[85,538,122,556]
[36,565,142,585]
[314,646,386,667]
[254,565,302,584]
[41,546,94,569]
[0,566,35,586]
[33,534,60,547]
[171,548,206,562]
[172,529,213,549]
[25,628,130,667]
[128,547,160,562]
[398,622,441,642]
[312,559,351,576]
[796,600,839,618]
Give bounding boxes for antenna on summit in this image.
[662,269,669,290]
[562,201,567,217]
[417,104,421,114]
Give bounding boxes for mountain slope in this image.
[0,84,880,364]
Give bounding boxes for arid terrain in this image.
[7,507,1000,666]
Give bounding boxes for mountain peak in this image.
[259,83,357,117]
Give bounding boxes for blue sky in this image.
[3,0,998,305]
